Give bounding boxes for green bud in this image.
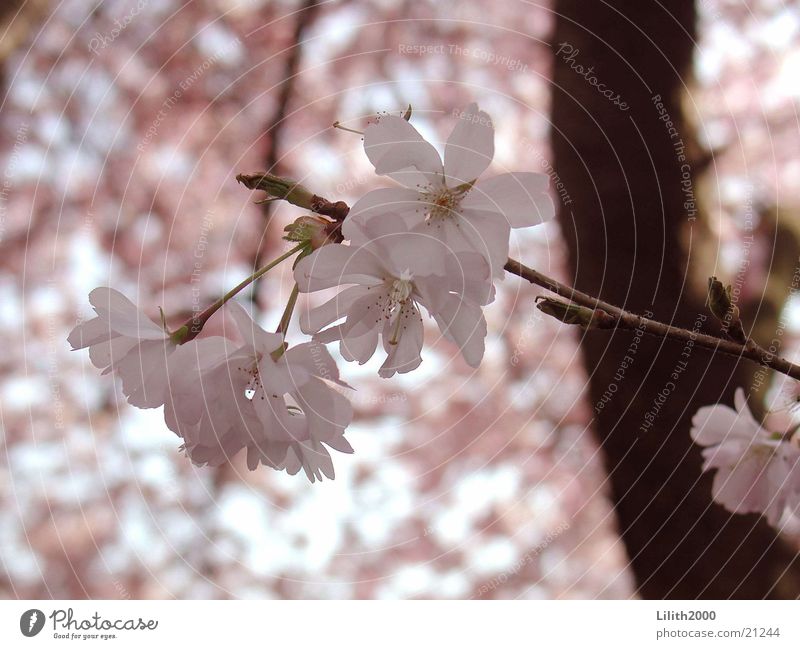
[536,297,614,329]
[708,276,733,321]
[283,215,341,249]
[708,276,747,343]
[236,173,315,209]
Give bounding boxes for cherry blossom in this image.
[164,301,353,482]
[67,287,175,409]
[344,103,555,278]
[690,388,800,526]
[295,217,493,377]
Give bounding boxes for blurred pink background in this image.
[1,0,798,598]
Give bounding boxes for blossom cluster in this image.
[690,388,800,526]
[68,103,555,481]
[69,289,353,482]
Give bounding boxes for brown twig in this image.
[236,171,800,382]
[504,257,800,381]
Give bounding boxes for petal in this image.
[339,291,384,364]
[295,377,353,441]
[458,209,512,280]
[463,172,555,228]
[443,251,494,306]
[364,115,443,188]
[431,294,487,367]
[379,304,424,377]
[313,324,346,345]
[294,244,385,293]
[296,439,335,482]
[283,340,352,388]
[690,403,740,446]
[89,287,165,340]
[255,393,307,443]
[444,103,494,185]
[87,335,138,372]
[117,339,176,408]
[325,434,354,454]
[343,187,425,245]
[711,454,771,517]
[340,320,381,364]
[299,285,369,335]
[282,445,303,476]
[224,301,283,355]
[690,401,762,447]
[67,316,116,349]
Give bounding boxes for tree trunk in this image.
[550,0,800,598]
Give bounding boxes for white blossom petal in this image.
[444,103,494,185]
[379,304,424,377]
[364,115,443,188]
[300,285,369,335]
[432,294,487,367]
[463,172,555,228]
[294,243,385,292]
[344,187,424,244]
[89,287,166,340]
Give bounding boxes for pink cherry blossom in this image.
[164,301,353,482]
[690,388,800,526]
[344,103,555,278]
[67,287,175,408]
[295,217,493,377]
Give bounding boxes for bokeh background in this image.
[1,0,799,598]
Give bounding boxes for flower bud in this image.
[284,215,341,249]
[535,297,614,329]
[236,172,315,209]
[708,276,747,343]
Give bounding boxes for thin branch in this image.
[505,257,800,381]
[252,0,321,304]
[236,171,800,383]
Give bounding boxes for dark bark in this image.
[550,0,800,598]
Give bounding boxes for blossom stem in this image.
[174,243,306,344]
[504,257,800,381]
[276,283,300,336]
